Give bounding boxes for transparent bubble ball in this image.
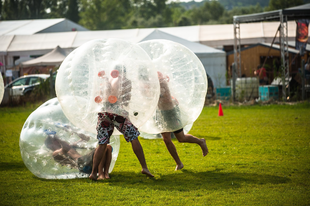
[138,40,208,134]
[19,98,120,179]
[56,38,160,134]
[140,123,193,139]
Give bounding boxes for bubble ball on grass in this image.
[138,40,208,134]
[19,98,120,179]
[56,38,160,134]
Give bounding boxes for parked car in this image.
[4,74,50,96]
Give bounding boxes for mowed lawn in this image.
[0,102,309,205]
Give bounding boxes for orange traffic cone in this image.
[218,103,223,116]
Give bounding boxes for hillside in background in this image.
[178,0,310,10]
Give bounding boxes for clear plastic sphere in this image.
[140,123,193,139]
[19,98,120,179]
[0,74,4,103]
[56,38,160,134]
[138,40,208,134]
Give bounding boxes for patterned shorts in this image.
[96,112,139,144]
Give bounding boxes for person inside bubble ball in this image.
[44,126,113,179]
[157,71,209,170]
[90,64,154,181]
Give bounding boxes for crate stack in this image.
[230,77,259,100]
[259,86,279,101]
[216,87,231,100]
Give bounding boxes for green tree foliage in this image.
[265,0,304,11]
[66,0,80,23]
[1,0,46,19]
[79,0,132,30]
[188,1,224,25]
[217,0,269,10]
[1,0,309,29]
[219,3,263,24]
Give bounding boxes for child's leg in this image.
[131,138,154,177]
[174,131,209,157]
[161,132,183,170]
[103,145,112,179]
[89,144,106,180]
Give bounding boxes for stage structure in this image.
[233,4,310,101]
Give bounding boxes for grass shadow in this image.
[0,162,27,171]
[199,136,221,141]
[107,169,290,191]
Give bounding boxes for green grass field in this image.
[0,102,309,205]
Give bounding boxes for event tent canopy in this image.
[21,46,67,66]
[0,18,88,36]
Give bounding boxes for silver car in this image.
[1,74,49,105]
[4,74,50,96]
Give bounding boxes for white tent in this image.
[0,18,88,36]
[21,46,67,66]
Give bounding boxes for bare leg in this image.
[97,146,107,180]
[161,132,184,170]
[174,131,209,157]
[103,145,112,179]
[89,144,107,181]
[131,138,154,177]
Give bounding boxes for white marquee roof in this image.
[0,20,305,54]
[0,18,88,36]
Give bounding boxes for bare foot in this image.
[104,173,110,179]
[200,138,209,157]
[175,163,184,171]
[142,168,154,177]
[89,174,97,181]
[97,175,105,180]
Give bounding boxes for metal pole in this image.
[233,18,241,77]
[284,15,289,101]
[280,11,286,101]
[302,59,305,101]
[232,63,236,102]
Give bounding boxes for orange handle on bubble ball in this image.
[108,95,118,104]
[94,96,103,103]
[98,70,105,77]
[111,70,119,78]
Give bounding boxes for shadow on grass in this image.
[0,162,26,171]
[105,169,290,191]
[199,136,221,141]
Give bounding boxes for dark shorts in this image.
[157,106,183,132]
[96,112,139,145]
[77,150,95,174]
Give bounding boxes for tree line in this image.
[0,0,307,30]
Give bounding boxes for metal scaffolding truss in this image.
[233,3,310,101]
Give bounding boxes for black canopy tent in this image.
[233,4,310,101]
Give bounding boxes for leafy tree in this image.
[219,3,263,24]
[265,0,304,11]
[2,0,28,19]
[66,0,80,23]
[188,1,224,25]
[45,0,68,18]
[79,0,132,30]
